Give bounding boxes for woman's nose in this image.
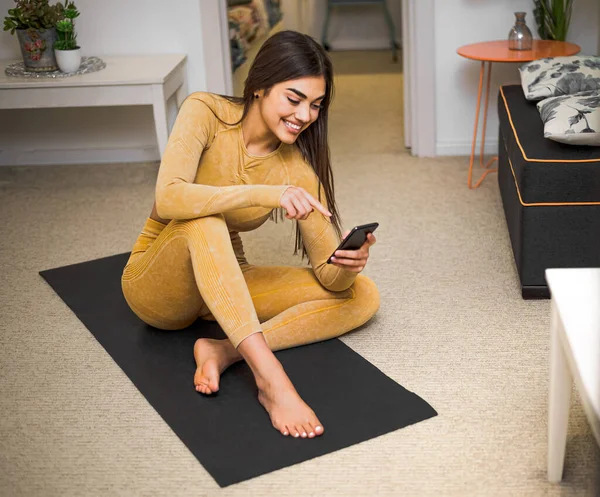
[295,104,310,123]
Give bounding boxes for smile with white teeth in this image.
[283,119,302,131]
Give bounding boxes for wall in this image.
[202,0,232,95]
[435,0,600,156]
[286,0,402,50]
[3,1,597,164]
[0,0,207,166]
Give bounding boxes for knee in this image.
[352,274,380,322]
[172,214,227,236]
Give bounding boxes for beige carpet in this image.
[0,51,598,496]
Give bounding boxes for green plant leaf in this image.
[3,0,76,32]
[533,0,572,41]
[533,1,548,39]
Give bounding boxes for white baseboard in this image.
[328,37,402,51]
[0,145,159,166]
[436,139,499,157]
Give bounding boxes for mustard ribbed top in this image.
[154,92,355,292]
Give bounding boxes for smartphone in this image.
[327,222,379,264]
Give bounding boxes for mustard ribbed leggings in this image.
[121,216,380,350]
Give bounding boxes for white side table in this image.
[545,268,600,482]
[0,54,188,156]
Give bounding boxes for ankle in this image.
[235,333,292,389]
[223,340,243,364]
[209,339,242,367]
[255,364,296,396]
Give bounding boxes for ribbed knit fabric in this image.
[122,216,379,349]
[121,92,379,348]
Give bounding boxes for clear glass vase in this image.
[508,12,533,51]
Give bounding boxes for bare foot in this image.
[257,375,324,439]
[193,338,241,394]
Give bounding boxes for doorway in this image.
[199,0,435,156]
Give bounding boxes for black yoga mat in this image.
[40,254,437,487]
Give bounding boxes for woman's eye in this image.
[312,104,323,110]
[287,97,300,105]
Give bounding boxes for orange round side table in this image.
[456,40,581,189]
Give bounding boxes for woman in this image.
[121,31,380,440]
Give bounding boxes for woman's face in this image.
[257,76,327,144]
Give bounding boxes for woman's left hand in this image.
[329,231,376,273]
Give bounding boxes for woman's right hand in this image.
[279,186,332,221]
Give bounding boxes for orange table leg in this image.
[467,61,498,189]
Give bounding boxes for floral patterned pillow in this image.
[537,90,600,146]
[520,55,600,101]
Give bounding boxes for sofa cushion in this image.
[519,55,600,101]
[537,90,600,146]
[498,85,600,204]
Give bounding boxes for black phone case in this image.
[327,223,379,264]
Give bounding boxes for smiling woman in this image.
[121,30,380,441]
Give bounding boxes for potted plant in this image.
[53,0,80,73]
[533,0,576,42]
[3,0,64,72]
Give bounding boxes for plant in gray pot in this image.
[3,0,64,72]
[53,0,80,73]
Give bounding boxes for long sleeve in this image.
[296,166,357,292]
[155,94,289,220]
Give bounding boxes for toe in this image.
[295,425,307,438]
[272,419,288,436]
[299,424,310,438]
[197,383,211,395]
[314,423,324,435]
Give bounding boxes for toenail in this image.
[302,432,307,437]
[309,432,314,436]
[294,433,299,438]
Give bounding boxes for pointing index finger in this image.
[304,191,332,217]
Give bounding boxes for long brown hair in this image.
[223,30,341,256]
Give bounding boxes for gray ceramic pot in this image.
[16,27,58,72]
